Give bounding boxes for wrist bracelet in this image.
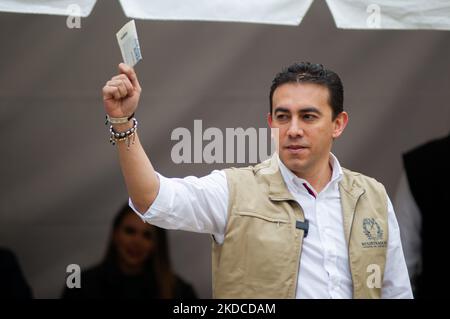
[109,118,138,149]
[105,112,135,125]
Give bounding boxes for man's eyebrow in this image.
[299,107,322,115]
[273,107,290,114]
[273,106,322,115]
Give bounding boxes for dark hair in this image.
[103,202,176,298]
[269,62,344,120]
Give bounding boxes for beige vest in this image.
[212,155,389,299]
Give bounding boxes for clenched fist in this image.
[102,63,142,119]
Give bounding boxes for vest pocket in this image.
[235,211,289,224]
[234,211,292,284]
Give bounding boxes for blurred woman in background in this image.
[62,202,197,299]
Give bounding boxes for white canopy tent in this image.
[1,0,450,29]
[0,0,97,17]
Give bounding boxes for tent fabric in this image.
[1,0,450,29]
[117,0,314,25]
[326,0,450,30]
[0,0,96,17]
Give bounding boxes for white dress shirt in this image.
[394,169,422,282]
[130,153,413,299]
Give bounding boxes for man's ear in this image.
[267,112,273,128]
[332,111,349,139]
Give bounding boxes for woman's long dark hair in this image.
[102,202,176,298]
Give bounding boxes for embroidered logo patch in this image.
[361,218,387,248]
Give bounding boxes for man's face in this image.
[268,82,347,177]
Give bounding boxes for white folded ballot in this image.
[116,20,142,67]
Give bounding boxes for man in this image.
[102,62,412,298]
[395,133,449,298]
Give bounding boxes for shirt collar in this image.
[276,152,343,196]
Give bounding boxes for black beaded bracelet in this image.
[109,118,138,149]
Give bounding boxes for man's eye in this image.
[303,114,316,120]
[276,114,289,120]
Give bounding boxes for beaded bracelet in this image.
[109,118,138,149]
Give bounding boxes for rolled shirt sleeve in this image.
[129,170,229,244]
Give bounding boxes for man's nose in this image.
[287,118,304,138]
